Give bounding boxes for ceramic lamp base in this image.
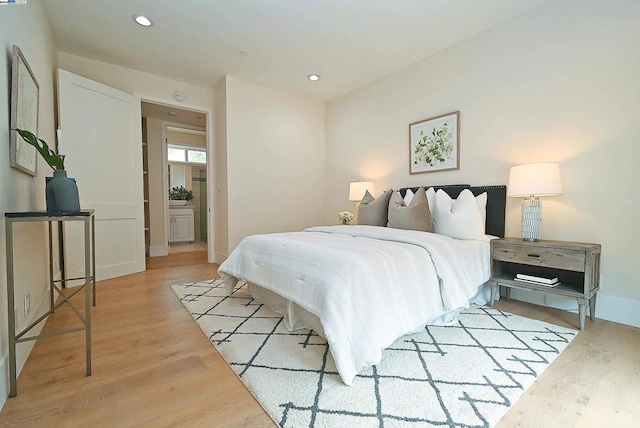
[521,197,542,241]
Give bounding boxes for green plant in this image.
[169,186,193,201]
[14,128,65,171]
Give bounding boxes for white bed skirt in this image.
[248,282,328,339]
[248,281,492,340]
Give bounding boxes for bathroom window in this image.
[168,144,206,165]
[187,150,206,164]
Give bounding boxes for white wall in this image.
[223,76,326,252]
[0,0,58,409]
[325,0,640,326]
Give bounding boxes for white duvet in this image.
[218,225,491,385]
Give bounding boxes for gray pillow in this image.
[387,187,433,232]
[356,189,392,226]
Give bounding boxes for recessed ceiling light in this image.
[308,74,320,81]
[133,15,153,27]
[239,51,248,56]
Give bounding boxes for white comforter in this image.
[218,225,491,385]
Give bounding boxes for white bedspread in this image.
[218,225,491,385]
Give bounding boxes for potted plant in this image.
[169,186,193,206]
[15,128,80,212]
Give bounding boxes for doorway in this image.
[141,101,211,259]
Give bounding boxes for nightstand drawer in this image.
[492,244,586,272]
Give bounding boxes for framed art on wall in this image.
[10,45,40,176]
[409,111,459,175]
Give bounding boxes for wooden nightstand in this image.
[489,238,601,330]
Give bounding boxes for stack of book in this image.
[513,273,560,287]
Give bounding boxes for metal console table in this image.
[5,209,96,397]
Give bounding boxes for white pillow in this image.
[403,189,415,205]
[476,192,487,229]
[426,187,487,232]
[432,189,484,239]
[426,187,436,212]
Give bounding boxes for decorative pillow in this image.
[357,189,392,226]
[387,187,432,232]
[426,187,436,212]
[426,188,487,232]
[475,192,488,229]
[432,189,484,239]
[403,189,415,205]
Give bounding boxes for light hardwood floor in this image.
[169,240,208,254]
[1,252,638,427]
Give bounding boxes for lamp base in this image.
[521,197,542,241]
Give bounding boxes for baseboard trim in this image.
[595,294,640,328]
[508,289,640,328]
[149,245,168,257]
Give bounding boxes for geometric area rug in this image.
[171,279,577,428]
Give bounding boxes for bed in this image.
[218,185,506,385]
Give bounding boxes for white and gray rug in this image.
[171,279,576,428]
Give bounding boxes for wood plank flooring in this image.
[1,251,638,427]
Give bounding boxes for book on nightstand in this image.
[515,273,559,285]
[513,277,561,287]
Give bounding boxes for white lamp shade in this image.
[349,181,374,201]
[507,162,562,197]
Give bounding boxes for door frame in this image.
[137,95,215,263]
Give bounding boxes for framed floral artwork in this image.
[409,111,459,174]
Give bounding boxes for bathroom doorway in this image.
[141,101,212,259]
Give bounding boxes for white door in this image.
[58,69,145,281]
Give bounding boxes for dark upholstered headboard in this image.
[398,185,507,238]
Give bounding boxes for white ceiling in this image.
[43,0,546,101]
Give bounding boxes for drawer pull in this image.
[528,254,541,258]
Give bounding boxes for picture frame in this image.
[409,111,459,175]
[10,45,40,176]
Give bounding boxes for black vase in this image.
[46,170,81,212]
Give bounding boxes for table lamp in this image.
[507,162,562,241]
